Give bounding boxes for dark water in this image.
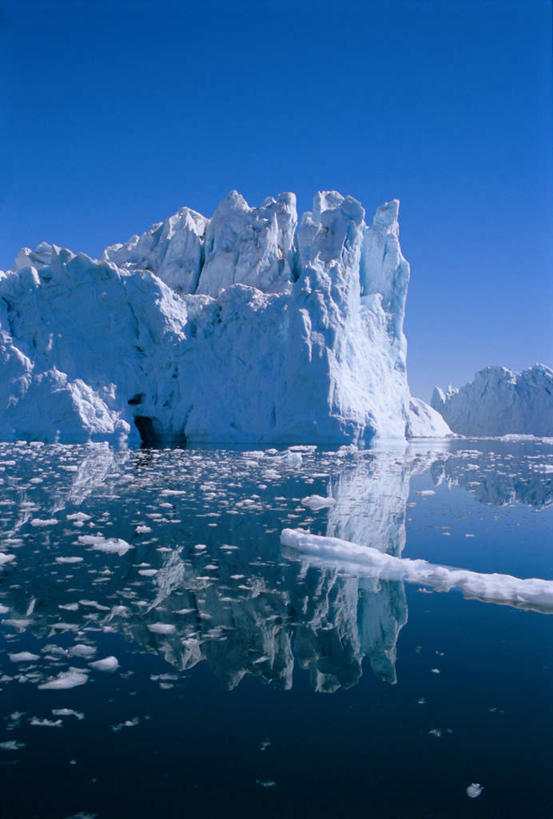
[0,438,552,818]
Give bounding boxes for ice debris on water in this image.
[466,783,483,798]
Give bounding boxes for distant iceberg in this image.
[432,364,553,436]
[0,191,450,445]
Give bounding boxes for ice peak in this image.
[373,199,400,233]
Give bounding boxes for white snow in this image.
[432,364,553,436]
[0,191,449,446]
[281,528,553,613]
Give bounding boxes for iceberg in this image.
[0,191,450,445]
[431,365,553,436]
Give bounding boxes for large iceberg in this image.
[0,191,450,446]
[431,364,553,436]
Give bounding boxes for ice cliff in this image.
[0,191,450,445]
[431,365,553,437]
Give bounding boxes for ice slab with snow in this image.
[281,529,553,613]
[0,191,450,445]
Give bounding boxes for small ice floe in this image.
[0,604,9,614]
[415,490,435,496]
[0,554,15,568]
[430,668,441,674]
[256,779,277,788]
[259,738,271,751]
[301,495,336,511]
[2,618,31,630]
[111,717,139,733]
[0,740,25,750]
[78,535,133,556]
[52,709,85,720]
[68,644,96,658]
[66,512,91,522]
[38,669,89,690]
[56,557,84,564]
[466,783,483,798]
[30,518,58,527]
[135,525,152,534]
[428,728,442,738]
[147,623,175,635]
[89,656,119,672]
[64,813,98,819]
[9,652,39,663]
[30,717,62,728]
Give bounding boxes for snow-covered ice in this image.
[0,191,450,446]
[89,656,119,672]
[281,529,553,613]
[38,669,89,690]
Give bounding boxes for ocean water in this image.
[0,438,552,818]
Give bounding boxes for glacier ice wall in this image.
[0,191,449,445]
[431,365,553,437]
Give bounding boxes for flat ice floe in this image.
[281,529,553,613]
[89,656,119,672]
[38,669,89,690]
[78,535,133,556]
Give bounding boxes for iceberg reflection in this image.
[0,440,551,695]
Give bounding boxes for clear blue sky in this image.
[1,0,552,400]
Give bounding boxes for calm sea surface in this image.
[0,438,552,818]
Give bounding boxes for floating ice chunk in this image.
[111,717,140,733]
[52,708,85,720]
[466,783,483,798]
[66,512,91,522]
[147,623,176,634]
[9,652,39,663]
[30,518,58,527]
[301,495,336,511]
[2,617,31,629]
[0,605,8,614]
[0,740,25,750]
[78,535,133,556]
[30,717,62,727]
[68,644,96,658]
[0,554,15,567]
[281,528,553,613]
[56,557,84,564]
[256,779,277,788]
[89,656,119,672]
[39,669,89,690]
